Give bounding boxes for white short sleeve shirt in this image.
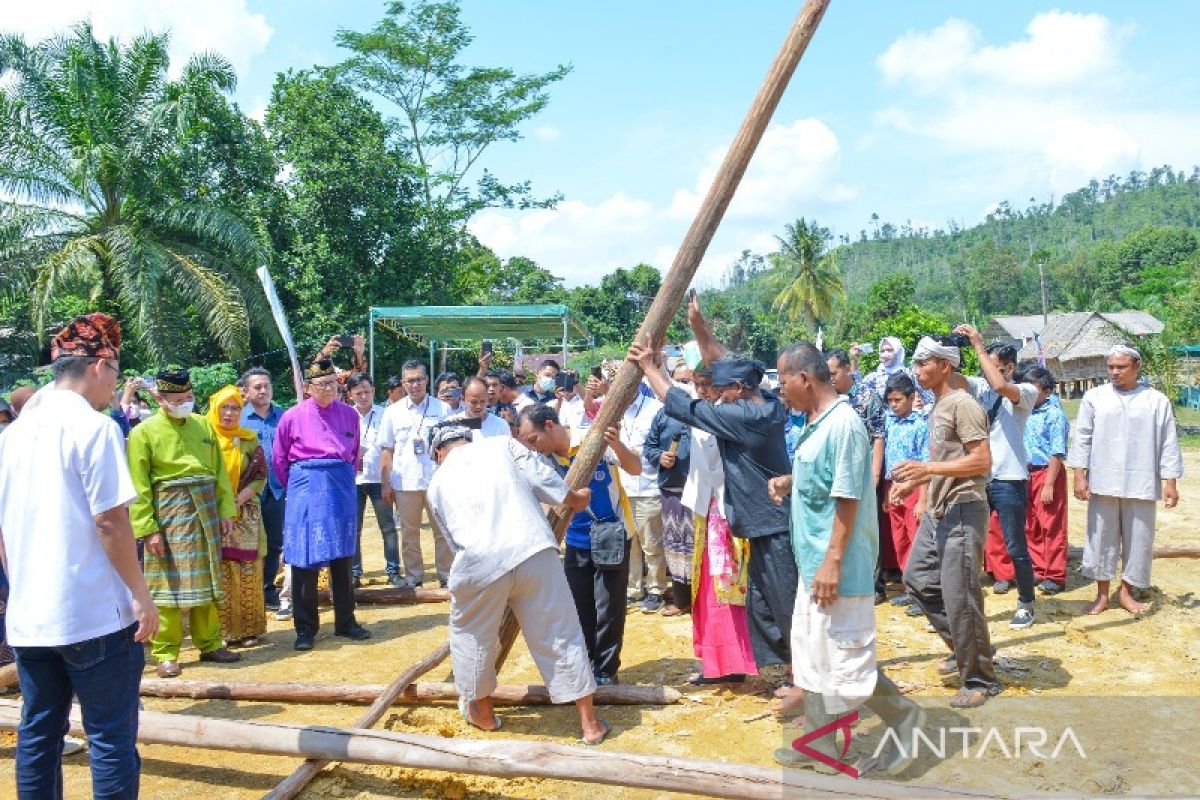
[0,390,138,646]
[378,394,449,491]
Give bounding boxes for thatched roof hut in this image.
[1014,311,1164,385]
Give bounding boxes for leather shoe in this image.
[294,636,314,651]
[198,647,241,664]
[335,624,371,641]
[155,660,181,678]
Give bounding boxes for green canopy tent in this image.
[367,304,593,380]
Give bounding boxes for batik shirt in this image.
[784,411,807,462]
[847,380,886,441]
[883,410,929,480]
[1024,399,1069,468]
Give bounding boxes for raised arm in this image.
[955,323,1021,404]
[687,292,727,366]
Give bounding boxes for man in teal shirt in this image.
[770,342,923,776]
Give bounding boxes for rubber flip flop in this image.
[949,688,990,709]
[458,696,502,732]
[581,719,610,746]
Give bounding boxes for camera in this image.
[336,333,355,348]
[931,332,971,349]
[555,372,578,392]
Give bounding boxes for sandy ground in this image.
[3,452,1199,798]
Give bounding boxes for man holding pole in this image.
[628,295,797,673]
[425,421,609,744]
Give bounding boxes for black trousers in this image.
[745,531,798,669]
[292,556,357,639]
[563,541,630,680]
[260,490,286,604]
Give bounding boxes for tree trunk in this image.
[137,678,680,706]
[0,699,995,800]
[493,0,832,674]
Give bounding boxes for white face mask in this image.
[538,376,556,392]
[165,400,194,419]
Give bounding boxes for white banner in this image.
[256,265,305,400]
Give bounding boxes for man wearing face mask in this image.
[525,359,560,404]
[127,368,241,677]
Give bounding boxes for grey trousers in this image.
[1083,495,1156,588]
[903,500,1001,695]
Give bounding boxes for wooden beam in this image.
[138,678,680,706]
[1153,546,1200,559]
[494,0,832,673]
[0,699,1005,800]
[315,586,449,605]
[264,642,451,800]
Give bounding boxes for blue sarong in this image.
[283,458,357,569]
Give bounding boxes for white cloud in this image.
[532,125,563,142]
[3,0,273,79]
[469,118,856,287]
[878,12,1122,91]
[873,11,1186,196]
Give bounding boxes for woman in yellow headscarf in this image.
[208,385,268,646]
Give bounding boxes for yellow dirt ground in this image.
[2,452,1198,798]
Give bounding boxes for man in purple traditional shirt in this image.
[272,358,371,651]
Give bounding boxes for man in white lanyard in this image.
[347,374,401,587]
[379,360,451,587]
[619,387,667,613]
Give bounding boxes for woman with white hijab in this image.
[863,337,932,406]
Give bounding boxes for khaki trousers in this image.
[394,489,453,584]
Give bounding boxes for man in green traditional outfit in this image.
[127,368,242,677]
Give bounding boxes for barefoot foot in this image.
[1117,587,1149,615]
[1083,595,1109,615]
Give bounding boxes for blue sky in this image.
[8,2,1199,287]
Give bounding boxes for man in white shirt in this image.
[379,360,451,587]
[1068,344,1183,615]
[552,371,587,430]
[426,422,608,744]
[347,373,401,587]
[954,325,1040,630]
[0,313,159,798]
[620,389,668,612]
[449,376,511,438]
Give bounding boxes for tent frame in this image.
[367,305,593,380]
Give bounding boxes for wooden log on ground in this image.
[0,663,18,689]
[494,0,832,674]
[139,678,680,706]
[315,586,449,605]
[265,642,451,800]
[1153,546,1200,559]
[0,699,1003,800]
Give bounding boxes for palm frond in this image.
[158,242,251,358]
[30,234,102,333]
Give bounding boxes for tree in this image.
[770,218,845,332]
[334,0,570,237]
[0,24,270,362]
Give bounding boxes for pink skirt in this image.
[692,513,757,679]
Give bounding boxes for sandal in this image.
[581,719,610,746]
[949,688,990,709]
[458,696,502,732]
[687,673,745,686]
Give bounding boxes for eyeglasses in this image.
[402,377,426,385]
[309,380,338,391]
[100,360,120,376]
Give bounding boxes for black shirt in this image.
[663,387,791,538]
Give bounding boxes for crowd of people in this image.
[0,297,1185,793]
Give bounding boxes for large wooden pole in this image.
[315,586,449,605]
[494,0,832,672]
[264,642,451,800]
[138,678,680,706]
[0,700,1002,800]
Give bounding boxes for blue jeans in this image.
[353,482,400,578]
[14,623,143,799]
[987,479,1035,604]
[261,490,286,605]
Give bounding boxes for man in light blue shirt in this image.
[770,341,922,777]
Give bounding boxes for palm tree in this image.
[0,23,269,362]
[770,218,845,332]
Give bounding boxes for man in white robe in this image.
[425,422,610,744]
[1068,345,1183,615]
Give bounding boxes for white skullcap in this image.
[1108,344,1142,362]
[913,336,961,367]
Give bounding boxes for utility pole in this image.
[1038,261,1049,325]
